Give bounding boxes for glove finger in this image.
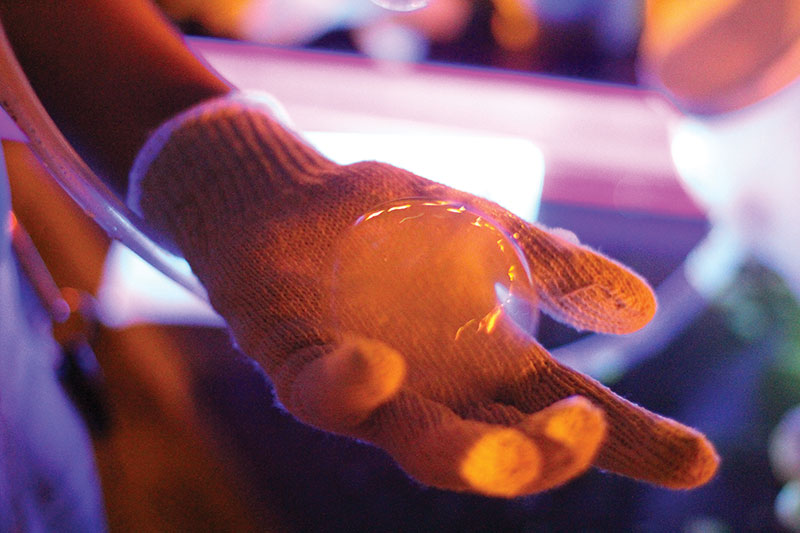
[498,350,719,488]
[448,192,653,334]
[283,340,546,497]
[514,222,657,334]
[276,337,407,433]
[465,397,606,492]
[353,388,546,497]
[338,163,654,334]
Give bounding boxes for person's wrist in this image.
[128,90,333,254]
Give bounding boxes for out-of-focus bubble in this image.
[354,20,427,63]
[638,0,800,114]
[770,405,800,481]
[327,199,538,375]
[683,516,730,533]
[370,0,429,12]
[777,480,800,531]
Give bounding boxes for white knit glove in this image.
[129,93,718,497]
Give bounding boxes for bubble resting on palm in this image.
[132,95,720,496]
[328,198,540,410]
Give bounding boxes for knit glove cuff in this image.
[128,91,333,255]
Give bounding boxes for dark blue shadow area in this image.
[182,200,789,532]
[189,295,788,531]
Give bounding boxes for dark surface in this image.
[188,304,785,532]
[181,204,787,532]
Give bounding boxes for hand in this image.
[132,95,719,496]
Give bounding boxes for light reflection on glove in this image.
[130,94,718,496]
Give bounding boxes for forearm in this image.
[0,0,230,194]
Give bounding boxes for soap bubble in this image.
[776,480,800,531]
[770,405,800,481]
[370,0,429,12]
[327,199,539,369]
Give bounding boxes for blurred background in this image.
[3,0,800,530]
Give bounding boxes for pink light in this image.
[189,37,703,218]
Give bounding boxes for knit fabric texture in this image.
[129,93,718,496]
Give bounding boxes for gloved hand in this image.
[130,93,718,497]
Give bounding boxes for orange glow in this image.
[545,404,593,447]
[399,213,424,224]
[642,0,739,59]
[364,209,385,222]
[490,0,539,52]
[453,304,505,340]
[454,318,479,342]
[328,198,535,380]
[496,238,507,253]
[159,0,250,37]
[295,337,407,430]
[481,306,503,334]
[460,429,540,497]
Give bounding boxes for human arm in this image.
[0,1,718,496]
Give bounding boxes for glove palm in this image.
[132,97,718,496]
